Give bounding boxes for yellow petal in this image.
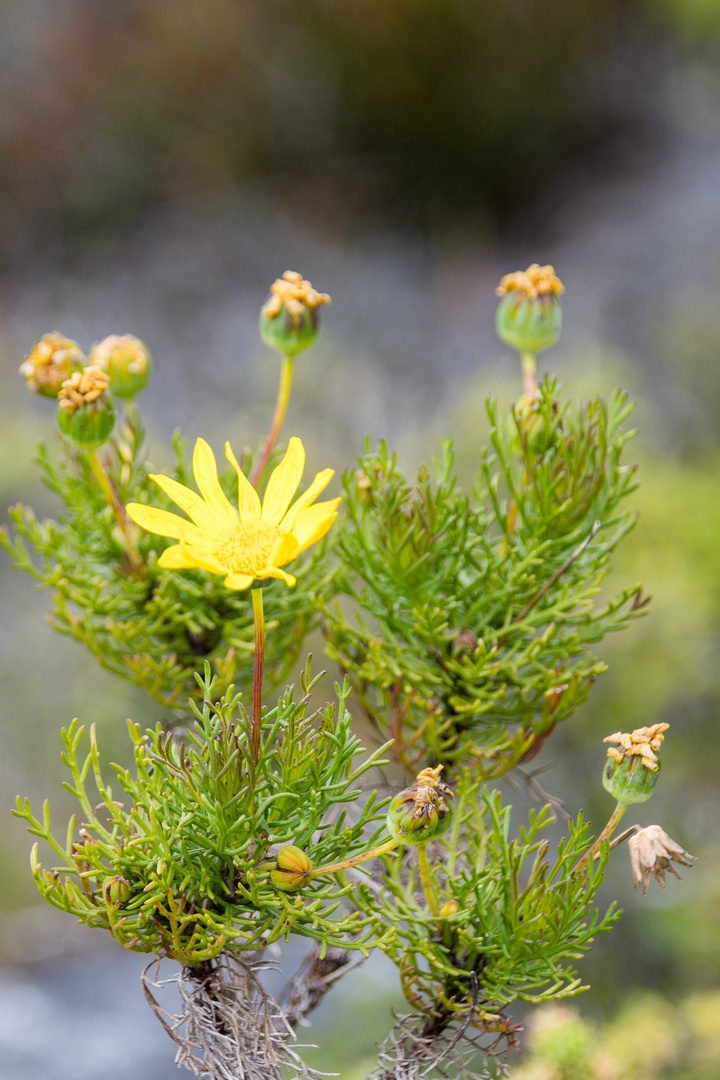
[225,442,261,521]
[126,503,204,543]
[261,437,304,524]
[290,499,341,555]
[158,543,227,576]
[281,468,335,531]
[157,545,199,569]
[192,438,240,532]
[269,531,300,569]
[257,566,296,586]
[222,571,255,590]
[150,473,216,531]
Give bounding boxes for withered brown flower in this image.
[628,825,694,894]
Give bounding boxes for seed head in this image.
[628,825,694,894]
[386,765,454,846]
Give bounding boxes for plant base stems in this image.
[521,352,537,396]
[417,843,440,916]
[251,587,265,764]
[87,449,142,569]
[250,354,294,488]
[310,838,398,879]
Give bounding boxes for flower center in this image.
[214,522,280,575]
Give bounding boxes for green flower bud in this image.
[270,845,313,892]
[103,875,131,905]
[260,271,330,357]
[511,391,558,455]
[386,765,453,846]
[495,264,564,355]
[19,332,85,399]
[88,334,152,398]
[602,723,669,805]
[56,366,116,449]
[438,899,459,917]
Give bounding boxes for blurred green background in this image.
[1,1,720,1077]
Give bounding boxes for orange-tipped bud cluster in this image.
[88,334,152,398]
[19,332,85,399]
[496,264,563,356]
[260,271,330,357]
[602,723,669,805]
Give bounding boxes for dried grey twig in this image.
[141,951,329,1080]
[367,1013,514,1080]
[140,946,514,1080]
[367,975,518,1080]
[280,943,365,1029]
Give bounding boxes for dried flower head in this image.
[604,723,669,772]
[628,825,694,894]
[386,765,454,845]
[496,264,565,300]
[20,332,85,398]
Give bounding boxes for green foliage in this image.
[4,270,681,1075]
[323,380,645,774]
[13,665,389,964]
[0,406,335,716]
[357,774,618,1020]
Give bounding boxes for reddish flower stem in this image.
[250,354,294,488]
[251,586,265,764]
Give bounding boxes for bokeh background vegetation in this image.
[1,2,720,1076]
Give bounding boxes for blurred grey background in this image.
[2,2,720,1076]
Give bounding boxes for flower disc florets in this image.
[260,270,331,357]
[88,334,152,398]
[127,436,340,590]
[20,332,85,398]
[602,723,669,805]
[387,765,454,845]
[56,366,116,449]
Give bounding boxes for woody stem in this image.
[251,587,265,764]
[573,801,627,873]
[309,838,398,879]
[250,354,294,488]
[86,449,142,569]
[417,843,440,917]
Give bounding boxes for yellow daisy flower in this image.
[127,437,339,589]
